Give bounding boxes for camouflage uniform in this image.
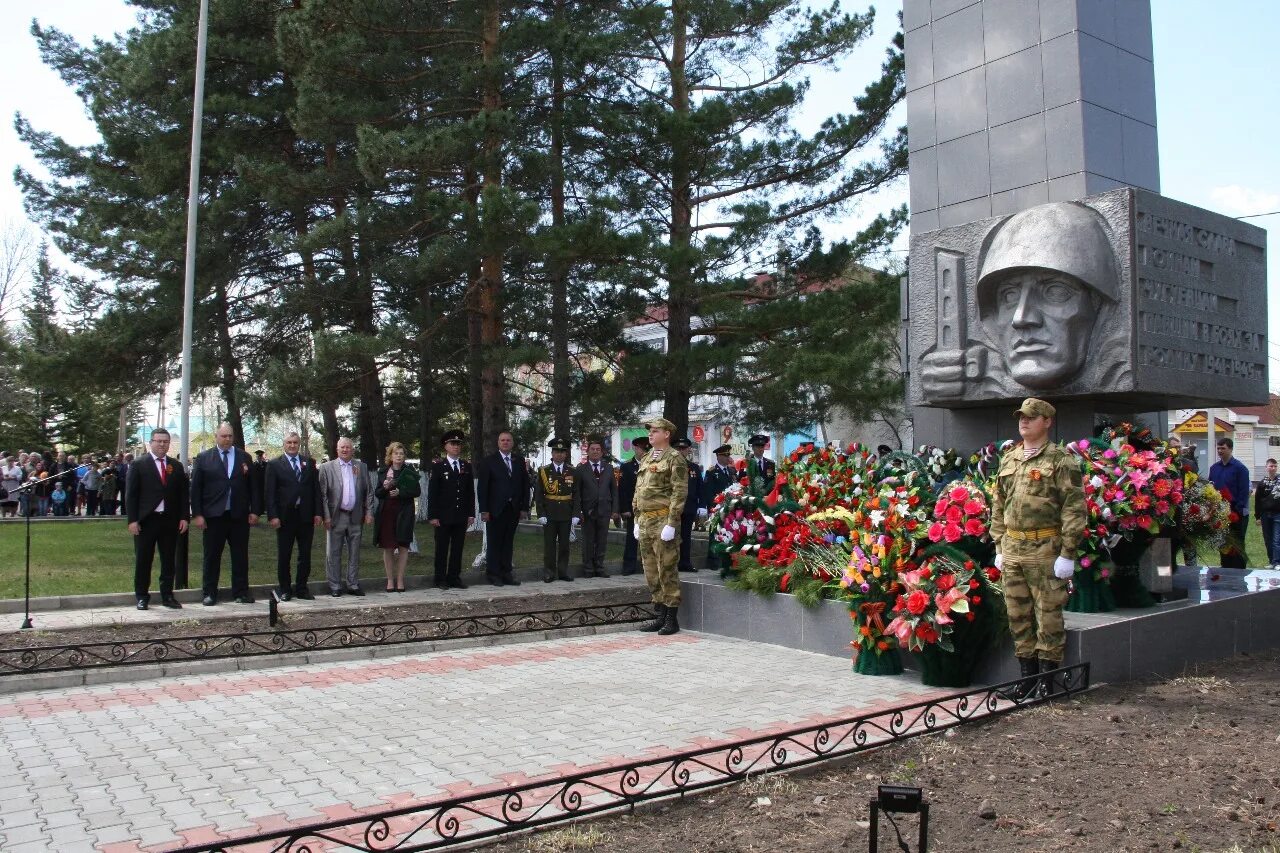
[990,437,1085,665]
[633,444,688,607]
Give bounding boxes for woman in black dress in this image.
[374,442,420,592]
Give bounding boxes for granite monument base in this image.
[680,569,1280,685]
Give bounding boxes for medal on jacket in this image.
[1030,468,1042,481]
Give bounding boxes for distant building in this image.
[1169,396,1280,479]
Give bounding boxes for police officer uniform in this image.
[633,418,688,635]
[702,444,736,570]
[427,430,474,589]
[534,437,576,582]
[747,434,775,492]
[618,435,650,575]
[673,437,704,572]
[990,398,1086,694]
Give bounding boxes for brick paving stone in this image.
[0,631,950,850]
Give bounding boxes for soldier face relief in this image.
[987,269,1098,389]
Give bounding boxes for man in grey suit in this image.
[573,437,619,578]
[318,437,375,596]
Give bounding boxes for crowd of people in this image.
[0,450,129,518]
[109,423,769,617]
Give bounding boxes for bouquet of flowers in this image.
[707,483,774,558]
[783,442,877,512]
[884,555,986,653]
[926,481,991,551]
[1178,474,1232,552]
[1070,430,1183,578]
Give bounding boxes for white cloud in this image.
[1208,185,1280,217]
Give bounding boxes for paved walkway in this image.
[0,630,947,852]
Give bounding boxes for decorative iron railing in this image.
[0,601,655,676]
[172,662,1090,853]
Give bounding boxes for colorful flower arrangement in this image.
[927,482,991,548]
[707,483,773,556]
[1068,424,1183,579]
[1178,474,1232,552]
[884,555,986,653]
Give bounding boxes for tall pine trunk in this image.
[549,0,570,441]
[477,0,506,452]
[211,276,245,445]
[663,0,693,437]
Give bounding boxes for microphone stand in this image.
[9,463,89,630]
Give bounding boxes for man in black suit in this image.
[190,422,261,605]
[573,436,618,578]
[265,432,323,601]
[427,429,475,590]
[252,449,268,511]
[125,428,189,610]
[702,444,737,571]
[617,436,650,575]
[476,429,528,586]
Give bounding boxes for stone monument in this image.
[903,0,1269,449]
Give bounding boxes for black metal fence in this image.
[0,601,655,677]
[172,662,1090,853]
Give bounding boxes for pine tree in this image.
[597,1,908,434]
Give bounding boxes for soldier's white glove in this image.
[632,522,640,539]
[1053,556,1075,580]
[538,516,548,526]
[697,507,708,519]
[571,516,579,526]
[660,525,676,542]
[993,552,1003,570]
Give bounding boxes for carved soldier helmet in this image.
[976,201,1120,317]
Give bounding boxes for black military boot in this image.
[657,605,680,635]
[638,603,666,632]
[1038,659,1060,696]
[1002,656,1039,701]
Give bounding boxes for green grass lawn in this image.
[0,519,627,598]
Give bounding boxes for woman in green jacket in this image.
[374,442,421,592]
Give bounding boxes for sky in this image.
[1,0,1277,394]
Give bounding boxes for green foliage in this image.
[726,563,787,598]
[789,575,828,609]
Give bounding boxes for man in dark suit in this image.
[702,444,736,571]
[427,429,475,590]
[573,436,618,578]
[617,435,649,575]
[674,437,706,572]
[190,422,261,605]
[125,428,189,610]
[534,437,576,583]
[265,432,323,601]
[476,429,528,586]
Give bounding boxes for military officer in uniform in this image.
[534,437,576,582]
[632,418,687,635]
[673,437,705,572]
[702,444,736,571]
[427,430,475,589]
[617,435,650,575]
[747,434,775,492]
[990,398,1086,698]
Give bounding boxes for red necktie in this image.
[157,457,167,485]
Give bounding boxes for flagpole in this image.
[178,0,210,466]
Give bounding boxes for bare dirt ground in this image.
[499,648,1280,853]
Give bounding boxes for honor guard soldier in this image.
[534,437,577,582]
[427,430,475,589]
[747,434,776,491]
[990,398,1085,698]
[702,444,736,571]
[632,418,687,635]
[673,437,705,572]
[618,435,650,575]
